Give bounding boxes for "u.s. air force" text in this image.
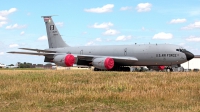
[156,54,179,57]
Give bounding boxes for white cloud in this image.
[116,35,132,41]
[82,32,87,35]
[189,10,200,16]
[0,21,7,27]
[85,38,102,46]
[170,19,186,24]
[85,41,96,46]
[84,4,114,13]
[95,38,102,41]
[186,36,200,42]
[27,12,31,16]
[20,31,25,35]
[92,22,113,29]
[120,6,132,11]
[106,38,111,41]
[179,43,185,46]
[6,24,26,29]
[0,8,17,16]
[55,22,64,27]
[136,3,152,12]
[0,8,17,28]
[9,44,19,48]
[142,27,145,31]
[38,35,47,41]
[181,21,200,30]
[153,32,173,39]
[0,52,4,55]
[103,29,119,35]
[0,16,7,21]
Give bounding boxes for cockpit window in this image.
[176,49,187,52]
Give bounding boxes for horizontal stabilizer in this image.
[19,48,56,53]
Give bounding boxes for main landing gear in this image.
[166,66,174,72]
[94,66,131,71]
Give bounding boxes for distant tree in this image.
[20,64,24,68]
[19,62,32,68]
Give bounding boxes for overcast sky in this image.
[0,0,200,65]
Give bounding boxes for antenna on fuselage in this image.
[41,15,58,18]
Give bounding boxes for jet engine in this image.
[158,66,165,70]
[92,57,114,70]
[147,66,165,71]
[53,54,75,67]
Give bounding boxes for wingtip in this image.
[7,51,15,53]
[18,48,34,50]
[18,48,25,49]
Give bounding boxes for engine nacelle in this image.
[158,66,165,70]
[92,57,114,70]
[53,54,75,67]
[147,66,165,71]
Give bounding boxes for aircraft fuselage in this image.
[49,44,192,66]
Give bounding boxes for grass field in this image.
[0,70,200,112]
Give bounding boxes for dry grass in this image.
[0,70,200,112]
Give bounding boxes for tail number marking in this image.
[50,25,54,30]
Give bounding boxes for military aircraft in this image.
[8,16,195,71]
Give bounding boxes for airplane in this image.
[6,65,18,68]
[0,63,6,68]
[0,63,18,68]
[8,16,196,71]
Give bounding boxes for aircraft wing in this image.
[77,55,138,63]
[7,51,55,56]
[19,48,56,53]
[7,51,138,65]
[111,56,138,63]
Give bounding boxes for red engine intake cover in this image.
[158,66,165,70]
[64,54,75,67]
[104,57,114,70]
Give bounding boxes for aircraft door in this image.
[80,50,83,55]
[124,48,127,56]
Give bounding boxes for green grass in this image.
[0,68,44,70]
[0,70,200,112]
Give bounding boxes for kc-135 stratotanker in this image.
[8,16,198,71]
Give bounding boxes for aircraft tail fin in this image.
[42,16,69,48]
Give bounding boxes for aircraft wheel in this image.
[94,68,99,71]
[170,68,174,72]
[166,69,170,72]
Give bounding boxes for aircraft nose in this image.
[184,51,194,61]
